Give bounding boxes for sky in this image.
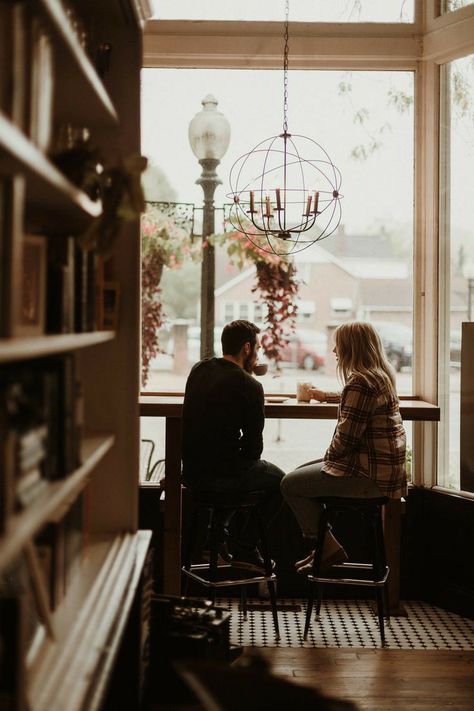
[141,67,415,237]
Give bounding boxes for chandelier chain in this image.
[283,0,289,133]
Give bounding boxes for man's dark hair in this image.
[221,320,260,356]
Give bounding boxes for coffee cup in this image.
[297,381,313,403]
[253,363,268,376]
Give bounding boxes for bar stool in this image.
[303,495,390,646]
[182,489,280,639]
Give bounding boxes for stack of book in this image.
[0,355,82,532]
[15,425,48,508]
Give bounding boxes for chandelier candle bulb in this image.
[249,190,255,213]
[313,191,319,213]
[276,188,282,211]
[305,193,312,216]
[265,194,272,217]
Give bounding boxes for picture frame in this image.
[18,234,46,336]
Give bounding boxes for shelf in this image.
[0,331,115,364]
[28,530,151,711]
[39,0,118,127]
[0,113,102,231]
[0,435,115,573]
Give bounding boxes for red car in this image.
[277,330,327,370]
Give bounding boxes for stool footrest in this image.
[308,564,389,587]
[182,565,277,588]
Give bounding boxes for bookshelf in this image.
[0,115,102,228]
[0,1,152,709]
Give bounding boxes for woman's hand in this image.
[309,387,327,402]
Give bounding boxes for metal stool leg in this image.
[209,510,219,605]
[182,505,203,595]
[304,509,328,640]
[315,584,324,620]
[240,585,248,620]
[376,509,391,627]
[371,507,387,646]
[266,580,280,639]
[256,509,280,638]
[303,585,315,640]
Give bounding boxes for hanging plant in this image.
[211,228,300,368]
[141,206,201,385]
[253,260,299,366]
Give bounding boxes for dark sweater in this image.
[182,357,265,484]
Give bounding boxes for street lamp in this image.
[188,94,230,359]
[463,261,474,321]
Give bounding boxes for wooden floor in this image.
[153,647,474,710]
[249,647,474,711]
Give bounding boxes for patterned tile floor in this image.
[215,598,474,650]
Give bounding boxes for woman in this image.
[280,321,407,572]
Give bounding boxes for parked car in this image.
[372,321,413,372]
[449,330,461,367]
[278,329,327,371]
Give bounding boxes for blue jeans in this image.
[193,458,285,551]
[280,459,382,538]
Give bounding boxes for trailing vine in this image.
[211,229,300,368]
[252,260,299,366]
[141,206,200,385]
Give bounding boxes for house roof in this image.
[322,229,400,260]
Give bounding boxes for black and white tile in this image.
[215,598,474,650]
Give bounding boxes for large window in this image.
[141,67,414,471]
[439,54,474,491]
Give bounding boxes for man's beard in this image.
[243,348,257,374]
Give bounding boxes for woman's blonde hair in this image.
[334,321,398,401]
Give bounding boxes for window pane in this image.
[152,0,414,23]
[442,1,474,13]
[439,55,474,491]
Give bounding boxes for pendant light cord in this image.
[283,0,289,133]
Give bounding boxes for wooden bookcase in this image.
[0,1,152,709]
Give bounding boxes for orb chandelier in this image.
[227,0,343,256]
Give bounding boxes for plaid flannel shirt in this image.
[323,374,407,499]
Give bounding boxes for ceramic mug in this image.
[296,381,313,402]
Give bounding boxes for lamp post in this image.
[463,262,474,321]
[188,94,230,359]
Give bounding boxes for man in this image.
[182,320,285,568]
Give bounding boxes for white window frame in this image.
[142,0,474,495]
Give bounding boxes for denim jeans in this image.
[280,459,382,539]
[192,458,285,551]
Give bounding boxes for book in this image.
[0,4,13,117]
[19,234,47,337]
[0,389,16,533]
[0,180,11,337]
[11,2,30,133]
[29,18,54,152]
[74,246,96,332]
[46,236,75,334]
